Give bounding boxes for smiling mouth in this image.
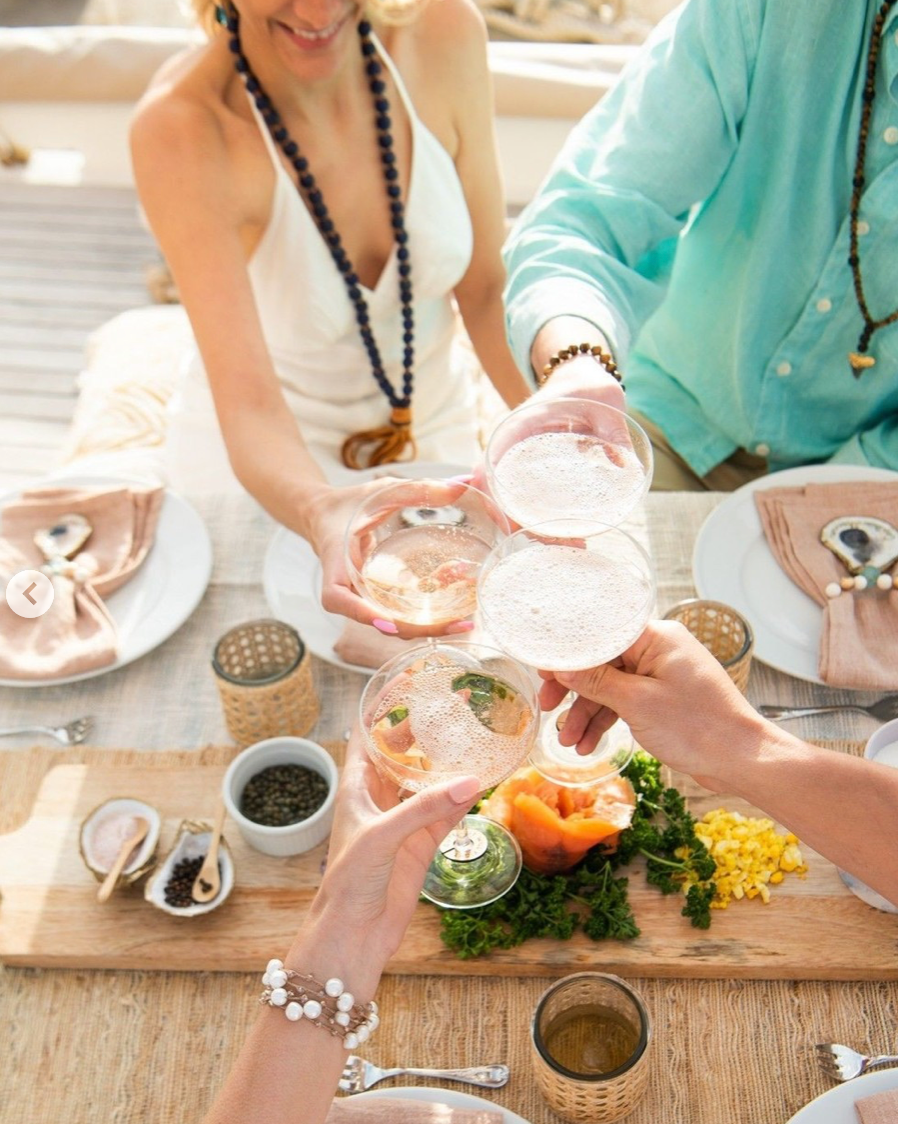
[278,11,351,45]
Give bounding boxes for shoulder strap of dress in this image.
[369,30,418,124]
[245,91,286,173]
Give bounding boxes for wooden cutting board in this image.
[1,757,896,978]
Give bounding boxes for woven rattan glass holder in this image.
[663,598,754,694]
[531,973,651,1123]
[212,620,319,748]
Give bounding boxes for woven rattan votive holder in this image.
[212,620,319,748]
[663,598,754,694]
[531,973,652,1123]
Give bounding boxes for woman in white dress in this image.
[130,0,530,635]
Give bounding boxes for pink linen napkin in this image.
[754,482,898,689]
[855,1086,898,1124]
[0,485,164,680]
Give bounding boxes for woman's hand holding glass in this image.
[342,477,508,639]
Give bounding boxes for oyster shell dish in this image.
[144,819,235,917]
[79,797,161,890]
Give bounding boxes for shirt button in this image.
[776,361,792,376]
[816,298,832,314]
[884,125,898,145]
[856,220,870,236]
[755,443,770,458]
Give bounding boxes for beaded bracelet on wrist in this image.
[260,959,379,1050]
[538,342,624,389]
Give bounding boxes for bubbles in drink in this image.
[480,544,653,670]
[368,658,535,792]
[360,524,490,625]
[493,431,646,531]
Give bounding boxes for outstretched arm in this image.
[202,730,482,1124]
[541,621,898,907]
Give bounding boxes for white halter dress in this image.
[164,36,479,490]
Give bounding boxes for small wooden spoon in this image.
[191,802,227,904]
[96,816,149,904]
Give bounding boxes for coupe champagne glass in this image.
[360,640,539,908]
[484,397,653,535]
[477,520,655,787]
[345,478,510,631]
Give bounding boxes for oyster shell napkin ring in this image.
[821,516,898,598]
[260,960,380,1050]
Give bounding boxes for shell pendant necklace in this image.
[225,8,417,467]
[847,0,898,376]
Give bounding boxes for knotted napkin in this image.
[754,481,898,689]
[0,484,164,680]
[855,1086,898,1124]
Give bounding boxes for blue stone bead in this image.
[228,38,240,53]
[375,98,389,113]
[299,174,314,188]
[376,115,391,131]
[387,185,401,198]
[397,247,409,261]
[370,80,386,95]
[247,77,259,93]
[366,60,382,77]
[362,39,376,55]
[235,57,248,72]
[378,135,392,149]
[273,127,287,143]
[385,167,399,181]
[399,263,411,277]
[381,151,396,164]
[358,20,372,35]
[313,204,327,218]
[283,140,297,157]
[349,287,361,301]
[403,331,413,344]
[396,231,408,243]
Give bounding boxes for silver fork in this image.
[815,1043,898,1082]
[760,696,898,723]
[339,1055,509,1094]
[0,716,93,746]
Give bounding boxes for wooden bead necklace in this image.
[225,7,417,467]
[847,0,898,376]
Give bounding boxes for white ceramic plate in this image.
[0,476,212,687]
[786,1068,898,1124]
[263,463,469,674]
[352,1085,530,1124]
[692,464,898,685]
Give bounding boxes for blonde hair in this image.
[191,0,431,37]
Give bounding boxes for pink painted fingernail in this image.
[445,620,476,634]
[446,474,474,485]
[372,619,400,635]
[449,776,481,803]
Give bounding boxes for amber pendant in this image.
[849,351,876,377]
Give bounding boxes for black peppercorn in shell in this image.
[144,818,235,917]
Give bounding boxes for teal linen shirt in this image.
[504,0,898,475]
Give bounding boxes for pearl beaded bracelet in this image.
[260,960,380,1050]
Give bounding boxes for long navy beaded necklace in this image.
[847,0,898,376]
[223,6,417,467]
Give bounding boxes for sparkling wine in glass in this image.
[485,397,653,536]
[360,640,539,908]
[345,478,510,629]
[477,520,655,787]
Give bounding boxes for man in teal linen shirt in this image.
[503,0,898,488]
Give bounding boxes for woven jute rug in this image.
[2,743,895,1124]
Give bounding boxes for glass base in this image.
[422,814,522,910]
[530,705,634,788]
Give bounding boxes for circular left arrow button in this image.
[5,569,55,619]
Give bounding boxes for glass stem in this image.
[449,817,478,860]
